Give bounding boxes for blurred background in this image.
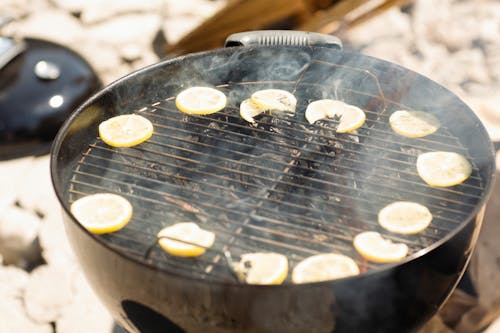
[0,0,499,332]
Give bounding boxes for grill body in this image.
[61,206,484,333]
[51,45,495,333]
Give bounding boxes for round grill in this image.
[67,53,484,284]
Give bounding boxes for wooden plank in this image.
[166,0,313,54]
[166,0,414,55]
[299,0,413,34]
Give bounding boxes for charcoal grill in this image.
[50,31,495,333]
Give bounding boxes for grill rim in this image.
[50,45,497,287]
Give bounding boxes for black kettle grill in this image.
[50,31,495,333]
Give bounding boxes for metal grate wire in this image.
[68,74,484,283]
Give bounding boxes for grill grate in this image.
[68,74,484,283]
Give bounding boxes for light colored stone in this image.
[57,272,114,333]
[412,40,450,73]
[159,0,229,44]
[425,17,474,51]
[8,9,84,45]
[162,16,206,44]
[0,157,35,203]
[360,37,417,68]
[39,211,77,268]
[15,155,59,217]
[80,0,164,24]
[0,205,41,266]
[24,264,74,323]
[484,316,500,333]
[413,0,500,52]
[87,14,161,46]
[411,0,453,41]
[164,0,227,19]
[484,44,500,83]
[2,0,51,21]
[70,40,122,76]
[477,14,500,44]
[127,48,159,70]
[119,43,144,62]
[0,191,16,212]
[0,296,52,333]
[50,0,87,14]
[430,48,490,87]
[100,63,135,86]
[345,7,412,46]
[0,265,30,298]
[455,1,500,45]
[465,95,500,142]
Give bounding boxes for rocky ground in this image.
[0,0,499,332]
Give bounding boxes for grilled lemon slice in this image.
[234,252,288,285]
[157,222,215,257]
[70,193,133,234]
[240,99,265,123]
[292,253,360,284]
[250,89,297,112]
[378,201,432,234]
[305,99,366,133]
[353,231,408,263]
[99,114,153,148]
[175,86,227,115]
[389,110,440,138]
[416,151,472,187]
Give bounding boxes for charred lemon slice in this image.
[99,114,153,147]
[234,252,288,285]
[378,201,432,234]
[353,231,408,263]
[240,99,265,123]
[416,151,472,187]
[305,99,366,133]
[157,222,215,257]
[175,86,227,115]
[70,193,133,234]
[250,89,297,112]
[292,253,360,284]
[389,110,440,138]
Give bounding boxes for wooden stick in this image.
[299,0,414,35]
[347,0,414,31]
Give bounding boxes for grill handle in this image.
[225,30,342,50]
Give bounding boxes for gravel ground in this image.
[0,0,499,332]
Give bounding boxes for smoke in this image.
[60,45,492,281]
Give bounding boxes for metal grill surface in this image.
[68,69,484,283]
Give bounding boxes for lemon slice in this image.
[305,99,366,133]
[250,89,297,112]
[416,151,472,187]
[389,110,440,138]
[235,252,288,285]
[70,193,133,234]
[292,253,360,284]
[157,222,215,257]
[378,201,432,234]
[99,114,153,148]
[240,99,265,123]
[175,86,227,115]
[353,231,408,263]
